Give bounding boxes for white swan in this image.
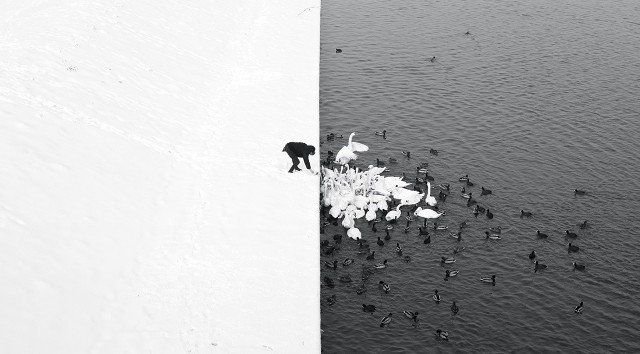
[414,207,443,219]
[385,202,407,222]
[342,211,355,229]
[424,182,437,206]
[346,226,361,240]
[365,208,377,221]
[335,132,369,165]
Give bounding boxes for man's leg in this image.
[283,145,301,172]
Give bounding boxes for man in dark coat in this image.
[282,142,316,173]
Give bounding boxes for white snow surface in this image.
[1,0,320,352]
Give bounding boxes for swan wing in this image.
[350,141,369,152]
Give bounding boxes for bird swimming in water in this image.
[566,230,578,238]
[573,262,586,271]
[574,301,584,313]
[568,243,580,253]
[574,189,587,195]
[326,294,336,305]
[481,186,492,196]
[451,301,459,314]
[396,242,403,255]
[534,261,547,272]
[480,275,496,283]
[537,230,548,239]
[343,258,354,267]
[380,312,393,327]
[379,281,391,293]
[436,329,449,340]
[375,259,388,269]
[485,231,501,240]
[377,237,384,246]
[433,289,441,303]
[366,251,375,260]
[521,210,533,217]
[529,250,536,260]
[403,310,419,322]
[424,235,431,244]
[362,303,376,312]
[486,209,494,219]
[441,257,456,264]
[335,48,342,53]
[430,56,436,62]
[375,130,387,138]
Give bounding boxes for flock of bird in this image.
[319,131,588,341]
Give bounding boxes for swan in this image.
[385,202,407,222]
[341,211,355,229]
[346,226,361,240]
[365,208,377,222]
[380,313,393,327]
[574,301,584,313]
[335,132,369,165]
[414,207,443,219]
[433,289,441,303]
[425,182,437,206]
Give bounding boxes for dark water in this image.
[319,0,640,352]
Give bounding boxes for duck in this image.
[475,204,486,213]
[536,230,548,239]
[356,283,367,294]
[362,303,376,312]
[430,56,437,62]
[323,276,335,288]
[489,226,502,234]
[574,189,587,195]
[573,262,586,271]
[424,172,435,181]
[438,190,448,202]
[480,275,496,283]
[339,274,352,283]
[376,158,386,167]
[574,301,584,313]
[375,130,387,137]
[379,281,391,293]
[438,183,450,191]
[429,148,439,155]
[402,151,411,158]
[566,230,578,238]
[326,295,336,305]
[466,180,474,187]
[403,310,419,322]
[450,231,462,241]
[433,222,448,231]
[529,250,536,260]
[568,243,580,253]
[384,228,391,241]
[416,167,428,174]
[441,257,456,264]
[395,243,403,255]
[377,237,384,246]
[342,258,354,267]
[436,329,449,340]
[579,220,589,229]
[419,226,430,236]
[388,157,398,164]
[458,174,469,182]
[403,255,411,263]
[423,235,431,244]
[380,313,393,327]
[375,259,389,269]
[366,251,375,260]
[445,269,459,280]
[534,261,547,272]
[335,48,342,53]
[453,246,465,254]
[451,301,459,314]
[462,192,472,199]
[324,260,338,269]
[433,289,441,303]
[486,209,494,219]
[485,231,501,240]
[481,186,492,196]
[520,210,533,217]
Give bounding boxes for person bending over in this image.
[282,142,316,173]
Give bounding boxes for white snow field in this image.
[1,0,320,352]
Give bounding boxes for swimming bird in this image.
[356,283,367,294]
[414,207,444,219]
[568,243,580,253]
[430,56,436,62]
[429,148,439,155]
[403,310,419,322]
[396,242,403,255]
[466,179,474,187]
[326,294,336,305]
[366,251,375,260]
[377,237,384,246]
[384,228,391,241]
[453,246,465,254]
[566,230,578,238]
[424,172,435,181]
[339,274,352,283]
[441,257,456,264]
[335,132,369,165]
[574,189,587,195]
[445,269,459,280]
[485,231,501,240]
[324,260,338,269]
[480,275,496,283]
[375,130,387,138]
[573,262,586,271]
[402,151,411,158]
[379,281,391,293]
[433,289,441,303]
[529,250,536,260]
[388,157,398,164]
[474,204,486,213]
[376,158,386,167]
[335,48,342,53]
[375,259,388,269]
[425,181,438,206]
[436,329,449,340]
[323,276,335,288]
[424,235,431,244]
[362,304,376,313]
[486,209,494,219]
[534,261,547,272]
[438,183,450,191]
[578,220,589,229]
[347,226,362,240]
[433,222,448,231]
[343,258,354,267]
[450,231,462,241]
[416,167,428,174]
[536,230,548,239]
[462,191,472,199]
[481,186,492,196]
[451,301,459,314]
[458,174,469,182]
[385,202,407,222]
[380,313,393,327]
[521,210,533,217]
[489,226,502,233]
[574,301,584,313]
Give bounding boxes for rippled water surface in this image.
[319,0,640,352]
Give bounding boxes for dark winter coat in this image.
[283,142,315,169]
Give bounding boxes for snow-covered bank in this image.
[1,0,320,352]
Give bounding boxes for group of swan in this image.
[321,133,439,239]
